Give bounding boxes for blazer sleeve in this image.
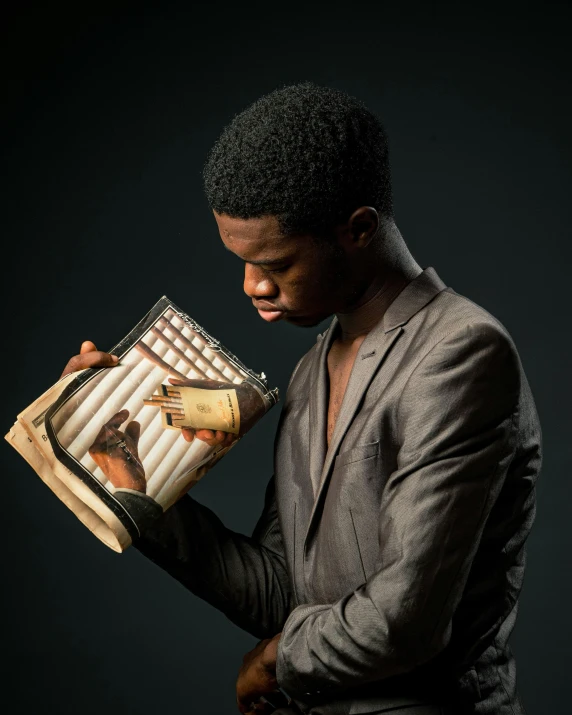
[134,473,294,640]
[276,322,521,698]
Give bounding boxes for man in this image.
[62,82,541,714]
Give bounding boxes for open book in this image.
[5,297,279,552]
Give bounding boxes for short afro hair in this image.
[203,82,393,237]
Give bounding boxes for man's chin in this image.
[284,313,328,328]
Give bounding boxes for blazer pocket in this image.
[335,442,384,581]
[349,507,367,583]
[335,440,381,467]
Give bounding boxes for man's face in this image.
[214,212,358,327]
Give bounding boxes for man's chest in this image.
[326,337,366,447]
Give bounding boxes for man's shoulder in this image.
[348,286,523,389]
[391,287,527,407]
[407,286,519,356]
[438,287,515,336]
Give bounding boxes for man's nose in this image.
[243,264,278,299]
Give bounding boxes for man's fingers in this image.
[192,429,232,447]
[80,340,98,354]
[181,428,195,443]
[61,350,119,378]
[195,429,220,447]
[103,409,130,432]
[77,351,118,369]
[89,410,129,454]
[124,420,141,446]
[196,429,215,441]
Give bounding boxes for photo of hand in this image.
[88,409,146,492]
[88,399,238,495]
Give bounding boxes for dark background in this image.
[2,2,570,713]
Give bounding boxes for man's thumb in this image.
[124,420,141,447]
[80,340,98,354]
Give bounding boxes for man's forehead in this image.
[213,211,296,263]
[213,212,282,242]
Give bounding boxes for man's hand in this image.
[168,377,236,448]
[60,340,119,379]
[88,410,146,492]
[236,633,281,714]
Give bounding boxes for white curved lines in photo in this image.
[57,332,164,450]
[169,314,246,383]
[154,446,212,506]
[63,333,171,458]
[146,435,211,500]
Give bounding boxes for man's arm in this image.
[134,473,294,640]
[276,322,521,698]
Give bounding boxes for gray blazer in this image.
[136,266,541,715]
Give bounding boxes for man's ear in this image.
[334,206,379,251]
[348,206,379,247]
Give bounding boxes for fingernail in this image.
[111,355,119,363]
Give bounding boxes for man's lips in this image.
[257,307,285,322]
[254,303,286,322]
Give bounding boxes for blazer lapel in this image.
[308,317,338,498]
[304,324,403,545]
[304,266,448,547]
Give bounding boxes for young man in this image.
[61,83,541,715]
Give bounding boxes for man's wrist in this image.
[261,633,281,679]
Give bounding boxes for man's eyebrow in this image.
[222,245,288,265]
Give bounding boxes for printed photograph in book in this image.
[44,297,279,538]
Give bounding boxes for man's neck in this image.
[335,267,420,343]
